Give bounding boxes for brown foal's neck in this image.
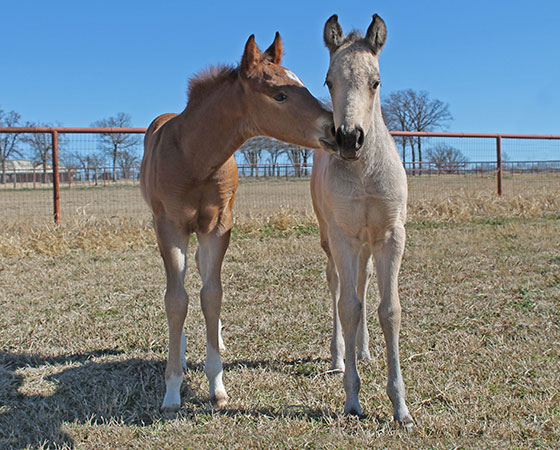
[177,78,255,172]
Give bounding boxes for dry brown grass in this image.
[408,190,560,223]
[1,184,559,449]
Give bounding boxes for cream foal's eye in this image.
[372,80,381,89]
[324,79,333,89]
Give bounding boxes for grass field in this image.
[1,180,559,448]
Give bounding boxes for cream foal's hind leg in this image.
[156,216,190,413]
[197,229,231,408]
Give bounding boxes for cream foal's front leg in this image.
[356,249,373,361]
[373,224,413,429]
[327,245,372,373]
[328,226,363,415]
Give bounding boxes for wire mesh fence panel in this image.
[501,138,560,197]
[400,135,498,204]
[56,132,146,218]
[234,177,314,218]
[1,129,559,223]
[0,187,53,219]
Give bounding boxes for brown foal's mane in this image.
[187,65,238,107]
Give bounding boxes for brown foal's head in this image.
[238,33,336,153]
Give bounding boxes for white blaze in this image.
[284,69,305,87]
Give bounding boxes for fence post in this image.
[496,135,503,196]
[51,130,61,223]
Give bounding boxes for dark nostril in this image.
[356,127,364,147]
[330,125,336,137]
[335,129,343,146]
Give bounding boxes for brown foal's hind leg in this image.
[196,229,231,408]
[155,215,190,413]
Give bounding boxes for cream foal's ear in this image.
[365,14,387,55]
[263,32,283,65]
[323,14,345,54]
[240,34,262,77]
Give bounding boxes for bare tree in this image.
[22,123,53,183]
[66,151,104,183]
[92,112,140,182]
[238,137,312,178]
[426,143,468,174]
[382,89,452,174]
[117,149,140,179]
[300,147,313,176]
[0,108,23,184]
[239,137,265,176]
[265,146,282,176]
[70,152,90,181]
[86,153,105,185]
[260,138,283,176]
[240,136,282,176]
[282,143,305,177]
[381,91,411,165]
[274,141,312,177]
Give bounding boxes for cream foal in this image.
[311,14,413,429]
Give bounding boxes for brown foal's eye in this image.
[273,93,287,102]
[324,79,333,89]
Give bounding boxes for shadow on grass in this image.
[0,350,356,449]
[185,355,332,377]
[0,349,163,449]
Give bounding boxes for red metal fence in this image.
[1,127,559,223]
[1,127,145,223]
[391,131,560,196]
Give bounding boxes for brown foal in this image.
[140,33,335,412]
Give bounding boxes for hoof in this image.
[331,362,345,376]
[211,392,229,409]
[344,403,362,417]
[395,415,414,432]
[357,350,372,362]
[160,403,181,414]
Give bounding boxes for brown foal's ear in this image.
[365,14,387,55]
[240,34,262,77]
[323,14,344,54]
[263,32,283,64]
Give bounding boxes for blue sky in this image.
[2,0,559,136]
